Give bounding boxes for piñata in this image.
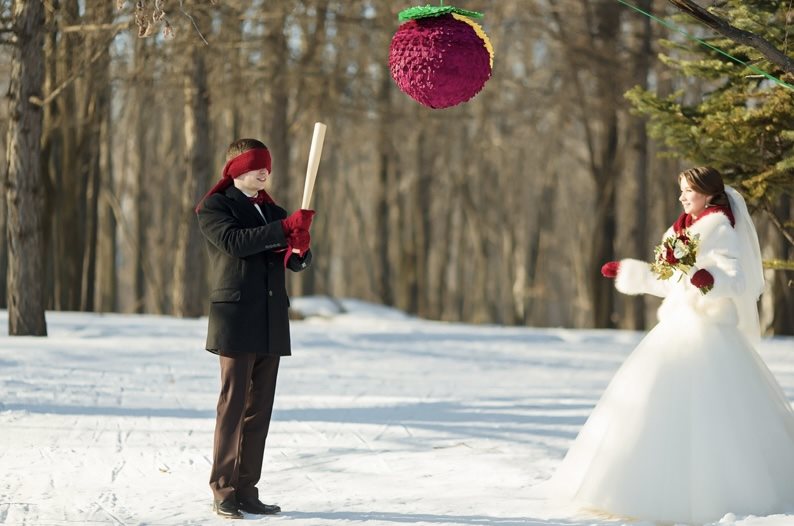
[389,5,494,109]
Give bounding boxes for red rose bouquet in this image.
[650,229,701,282]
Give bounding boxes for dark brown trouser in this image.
[209,353,280,503]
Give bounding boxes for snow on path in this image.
[0,298,793,526]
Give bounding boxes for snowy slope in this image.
[1,298,793,526]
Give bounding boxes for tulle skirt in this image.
[540,307,794,524]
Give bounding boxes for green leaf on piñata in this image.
[398,5,483,22]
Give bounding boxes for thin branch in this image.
[667,0,794,75]
[179,0,208,46]
[762,201,794,248]
[548,1,598,181]
[29,31,119,107]
[61,21,129,33]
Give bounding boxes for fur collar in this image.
[684,209,733,238]
[673,206,735,234]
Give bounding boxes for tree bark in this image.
[264,7,291,205]
[589,1,623,329]
[0,135,7,309]
[220,4,243,141]
[625,0,652,331]
[549,0,624,328]
[6,0,47,335]
[413,122,433,317]
[526,172,557,325]
[52,0,84,311]
[173,19,210,318]
[40,3,58,310]
[132,38,149,314]
[79,2,113,311]
[88,2,115,312]
[771,197,794,335]
[95,95,116,312]
[375,66,394,305]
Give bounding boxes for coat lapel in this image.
[225,187,268,226]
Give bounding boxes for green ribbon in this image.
[616,0,794,90]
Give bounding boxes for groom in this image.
[196,138,315,518]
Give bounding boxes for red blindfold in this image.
[195,148,275,212]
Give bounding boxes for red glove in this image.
[288,229,311,253]
[601,261,620,279]
[282,209,316,234]
[690,268,714,294]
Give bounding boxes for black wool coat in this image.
[197,186,312,356]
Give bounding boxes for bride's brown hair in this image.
[678,166,730,207]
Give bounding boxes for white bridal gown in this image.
[540,189,794,524]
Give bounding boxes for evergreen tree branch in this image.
[667,0,794,75]
[763,259,794,271]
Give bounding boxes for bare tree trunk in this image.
[220,4,242,141]
[771,197,794,335]
[52,0,84,311]
[131,38,149,314]
[40,4,59,311]
[0,137,7,309]
[588,1,623,329]
[96,96,116,312]
[441,123,467,321]
[417,120,436,318]
[404,150,421,316]
[432,185,454,320]
[526,173,557,324]
[549,0,624,328]
[398,180,418,314]
[375,67,394,305]
[79,3,113,312]
[92,4,116,312]
[173,28,210,318]
[625,0,652,331]
[80,137,100,311]
[264,7,291,204]
[263,6,297,298]
[443,200,465,321]
[6,0,47,335]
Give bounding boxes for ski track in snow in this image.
[0,300,793,526]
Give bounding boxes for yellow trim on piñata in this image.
[451,13,494,69]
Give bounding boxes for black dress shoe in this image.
[238,498,281,515]
[212,499,244,519]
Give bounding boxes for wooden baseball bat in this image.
[292,122,326,254]
[300,122,326,209]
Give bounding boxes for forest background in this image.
[1,0,792,335]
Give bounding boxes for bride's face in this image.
[679,179,709,217]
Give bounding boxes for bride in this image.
[540,167,794,524]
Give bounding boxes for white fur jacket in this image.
[615,211,745,327]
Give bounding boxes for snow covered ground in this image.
[1,297,793,526]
